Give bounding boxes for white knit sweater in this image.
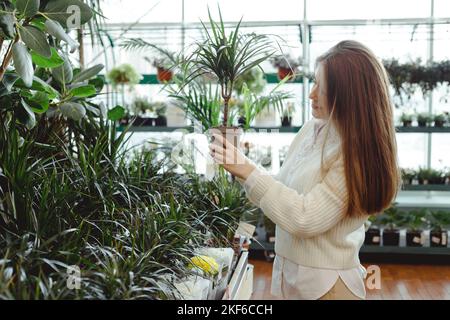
[247,118,368,269]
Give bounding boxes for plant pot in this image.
[155,115,167,127]
[406,230,424,247]
[434,120,445,128]
[419,178,429,185]
[430,230,448,247]
[417,121,428,127]
[277,67,295,82]
[402,120,412,127]
[238,116,246,128]
[382,229,400,246]
[281,116,292,127]
[211,126,243,150]
[157,67,173,83]
[364,228,381,246]
[119,117,129,126]
[134,116,154,126]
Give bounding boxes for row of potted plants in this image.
[119,98,168,126]
[365,206,450,247]
[401,167,450,185]
[400,111,450,128]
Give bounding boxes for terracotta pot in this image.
[277,67,295,81]
[157,67,173,83]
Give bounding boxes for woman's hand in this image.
[209,134,256,180]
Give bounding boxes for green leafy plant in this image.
[184,6,276,127]
[379,205,402,230]
[233,67,267,96]
[427,210,450,233]
[106,63,142,88]
[417,112,431,126]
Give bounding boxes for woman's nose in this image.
[309,84,318,100]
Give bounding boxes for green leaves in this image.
[68,85,96,98]
[44,20,79,53]
[60,102,86,121]
[16,99,36,129]
[31,47,64,68]
[44,0,93,28]
[72,64,104,83]
[16,0,40,18]
[12,42,34,88]
[107,106,125,121]
[19,25,52,58]
[0,12,16,39]
[51,56,73,84]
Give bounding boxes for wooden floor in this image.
[250,259,450,300]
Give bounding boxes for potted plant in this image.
[433,113,447,127]
[417,167,432,185]
[233,67,267,96]
[417,112,431,127]
[401,168,416,185]
[379,205,401,246]
[106,63,142,88]
[131,97,154,126]
[429,169,445,184]
[185,7,275,146]
[280,102,295,127]
[400,209,427,247]
[445,168,450,185]
[270,54,302,82]
[364,214,381,246]
[149,57,173,83]
[400,112,413,127]
[427,210,449,247]
[154,102,168,126]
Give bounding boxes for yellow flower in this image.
[189,255,219,276]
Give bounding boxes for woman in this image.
[209,40,401,300]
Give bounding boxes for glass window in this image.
[397,134,428,169]
[184,0,304,23]
[101,0,182,23]
[431,135,450,169]
[306,0,431,20]
[434,0,450,18]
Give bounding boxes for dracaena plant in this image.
[0,0,108,127]
[184,6,276,127]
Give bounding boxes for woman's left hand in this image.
[209,134,256,180]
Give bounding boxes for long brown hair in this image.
[316,40,401,217]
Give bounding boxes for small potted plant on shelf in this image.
[429,169,445,184]
[417,167,432,185]
[106,63,142,88]
[364,214,381,246]
[400,209,427,247]
[417,112,431,127]
[379,205,401,246]
[445,168,450,185]
[184,7,275,147]
[270,54,302,82]
[427,210,449,247]
[433,113,447,127]
[401,168,417,186]
[132,97,155,126]
[280,102,295,127]
[400,112,414,127]
[427,211,450,247]
[154,102,168,126]
[148,57,173,83]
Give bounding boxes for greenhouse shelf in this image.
[118,126,450,134]
[116,126,302,133]
[402,185,450,191]
[396,127,450,133]
[249,240,450,264]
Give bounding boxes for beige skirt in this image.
[319,277,364,300]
